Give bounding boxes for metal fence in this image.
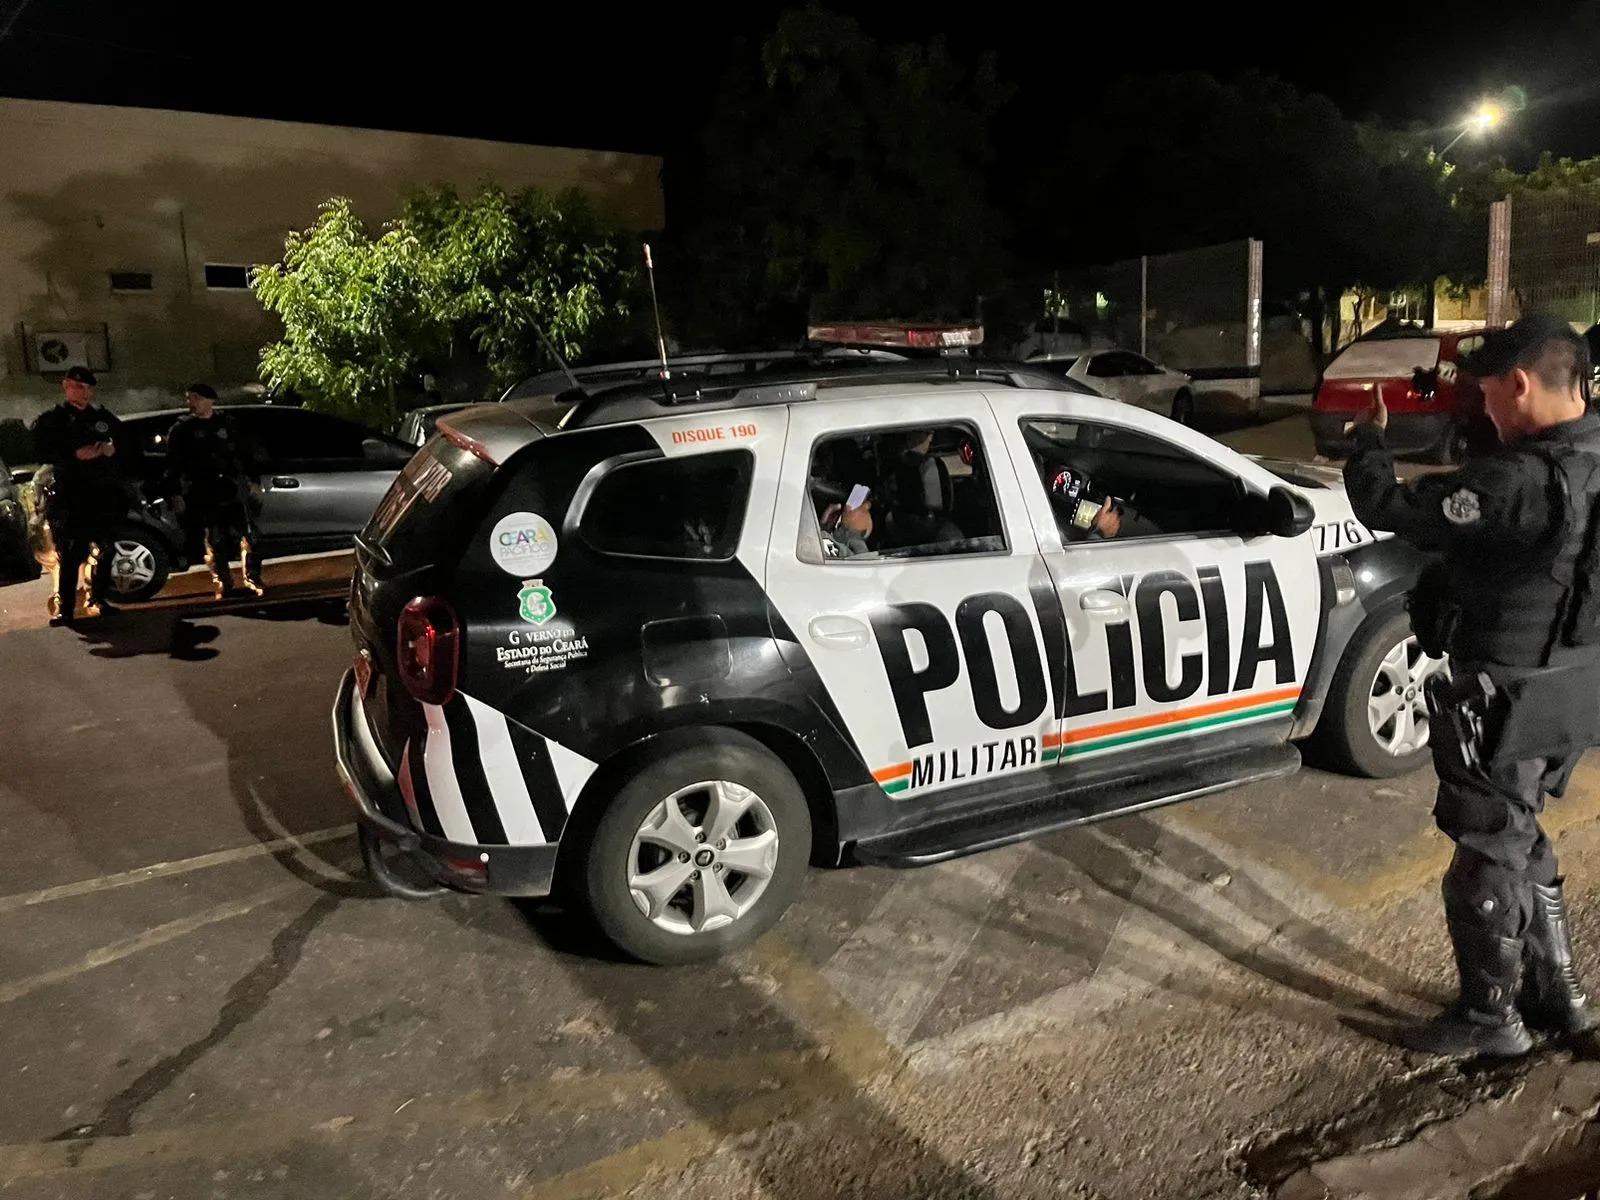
[1503,191,1600,328]
[996,238,1318,408]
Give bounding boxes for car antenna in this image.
[531,321,583,394]
[643,243,674,392]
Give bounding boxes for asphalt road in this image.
[3,416,1598,1199]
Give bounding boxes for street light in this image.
[1441,100,1507,156]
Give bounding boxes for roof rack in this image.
[552,355,1073,430]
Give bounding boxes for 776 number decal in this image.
[1313,519,1370,553]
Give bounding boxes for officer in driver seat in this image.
[1046,463,1124,541]
[1344,313,1600,1059]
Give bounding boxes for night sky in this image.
[1,0,1596,169]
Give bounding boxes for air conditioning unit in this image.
[31,330,91,373]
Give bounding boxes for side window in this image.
[1129,354,1162,375]
[1019,418,1245,542]
[1086,353,1125,378]
[805,422,1006,560]
[128,419,172,459]
[582,450,753,561]
[240,411,366,464]
[1452,335,1484,359]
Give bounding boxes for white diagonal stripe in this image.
[462,694,545,845]
[420,702,475,844]
[545,738,598,812]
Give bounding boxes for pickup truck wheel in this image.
[1311,608,1448,778]
[581,732,811,965]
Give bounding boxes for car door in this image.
[1084,351,1142,405]
[763,393,1063,807]
[233,409,410,550]
[989,393,1320,790]
[1126,353,1177,412]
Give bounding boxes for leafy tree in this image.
[669,6,1013,343]
[252,186,642,425]
[252,199,429,427]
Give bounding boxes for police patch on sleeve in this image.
[1442,488,1482,525]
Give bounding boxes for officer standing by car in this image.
[163,383,266,600]
[1344,313,1600,1058]
[30,366,125,624]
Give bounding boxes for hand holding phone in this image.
[845,483,871,510]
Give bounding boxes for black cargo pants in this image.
[1429,662,1592,939]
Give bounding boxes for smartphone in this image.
[845,483,871,509]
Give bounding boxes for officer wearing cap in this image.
[1344,313,1600,1058]
[29,366,127,623]
[163,383,266,599]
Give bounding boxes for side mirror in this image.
[1237,485,1315,538]
[1266,485,1316,538]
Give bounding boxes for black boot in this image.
[1519,879,1596,1036]
[1402,919,1534,1058]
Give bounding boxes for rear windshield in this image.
[360,436,496,568]
[1324,339,1441,379]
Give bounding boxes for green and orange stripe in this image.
[873,686,1301,794]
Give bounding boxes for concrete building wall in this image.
[0,98,663,427]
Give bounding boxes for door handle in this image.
[270,476,300,490]
[807,614,871,651]
[1078,589,1130,620]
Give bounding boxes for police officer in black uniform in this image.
[30,366,126,624]
[1344,313,1600,1058]
[162,383,266,600]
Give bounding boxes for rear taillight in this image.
[396,596,460,706]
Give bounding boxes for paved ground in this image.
[4,414,1600,1199]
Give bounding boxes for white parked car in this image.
[1026,349,1199,425]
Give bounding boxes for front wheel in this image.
[1306,608,1448,778]
[99,526,172,602]
[581,732,812,965]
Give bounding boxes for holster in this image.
[1424,670,1497,773]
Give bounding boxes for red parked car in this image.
[1311,326,1497,463]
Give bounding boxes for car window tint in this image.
[122,416,177,459]
[582,450,753,560]
[235,410,366,462]
[1086,353,1125,377]
[806,421,1006,560]
[1020,418,1243,541]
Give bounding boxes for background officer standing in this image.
[162,383,266,600]
[1344,313,1600,1058]
[30,365,125,624]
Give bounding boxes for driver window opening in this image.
[1019,418,1246,543]
[806,423,1007,561]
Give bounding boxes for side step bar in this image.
[852,743,1301,868]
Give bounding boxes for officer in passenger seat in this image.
[877,429,963,549]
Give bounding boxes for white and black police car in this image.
[334,326,1438,964]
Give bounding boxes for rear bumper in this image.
[1311,411,1452,459]
[331,668,558,897]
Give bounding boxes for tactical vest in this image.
[1446,421,1600,667]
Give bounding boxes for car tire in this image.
[581,731,811,965]
[1307,607,1446,778]
[1171,390,1196,426]
[100,526,172,602]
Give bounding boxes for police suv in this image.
[334,331,1436,964]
